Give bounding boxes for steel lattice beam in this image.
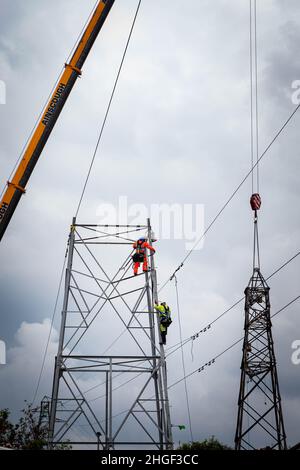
[47,218,173,449]
[235,268,287,450]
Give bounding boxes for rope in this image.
[249,0,254,194]
[249,0,259,194]
[250,0,261,270]
[174,275,194,442]
[75,0,142,217]
[254,0,260,193]
[32,241,69,404]
[253,211,261,270]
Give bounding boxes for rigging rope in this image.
[250,0,261,270]
[35,2,144,396]
[32,241,69,404]
[254,0,260,193]
[250,0,254,194]
[174,275,194,442]
[75,0,142,218]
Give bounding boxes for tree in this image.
[178,436,232,450]
[0,405,47,449]
[0,409,16,447]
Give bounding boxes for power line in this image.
[45,0,300,387]
[87,252,300,408]
[167,101,300,284]
[168,294,300,391]
[83,294,300,435]
[35,2,143,396]
[75,0,143,217]
[87,60,300,359]
[102,244,300,364]
[166,248,300,356]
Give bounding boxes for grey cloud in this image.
[0,0,300,449]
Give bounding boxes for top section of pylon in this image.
[250,193,261,211]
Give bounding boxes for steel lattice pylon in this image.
[48,218,173,449]
[234,267,287,450]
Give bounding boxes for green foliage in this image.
[178,436,232,450]
[0,404,47,449]
[0,409,16,447]
[0,404,72,450]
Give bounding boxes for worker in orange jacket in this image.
[132,238,155,275]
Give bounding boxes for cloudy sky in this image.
[0,0,300,449]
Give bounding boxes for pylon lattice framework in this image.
[48,219,173,449]
[235,267,287,450]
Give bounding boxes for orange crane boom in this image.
[0,0,115,241]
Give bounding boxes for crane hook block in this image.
[250,193,261,211]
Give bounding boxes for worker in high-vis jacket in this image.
[132,238,155,276]
[154,301,172,345]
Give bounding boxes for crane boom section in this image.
[0,0,115,241]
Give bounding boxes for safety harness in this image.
[160,304,172,326]
[132,240,146,263]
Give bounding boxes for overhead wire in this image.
[102,226,300,360]
[168,294,300,390]
[101,99,300,357]
[167,100,300,284]
[31,1,143,403]
[85,1,300,357]
[30,0,300,433]
[84,251,300,411]
[174,275,194,442]
[83,294,300,433]
[75,0,143,218]
[166,248,300,357]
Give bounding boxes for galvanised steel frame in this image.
[235,268,287,450]
[48,218,173,449]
